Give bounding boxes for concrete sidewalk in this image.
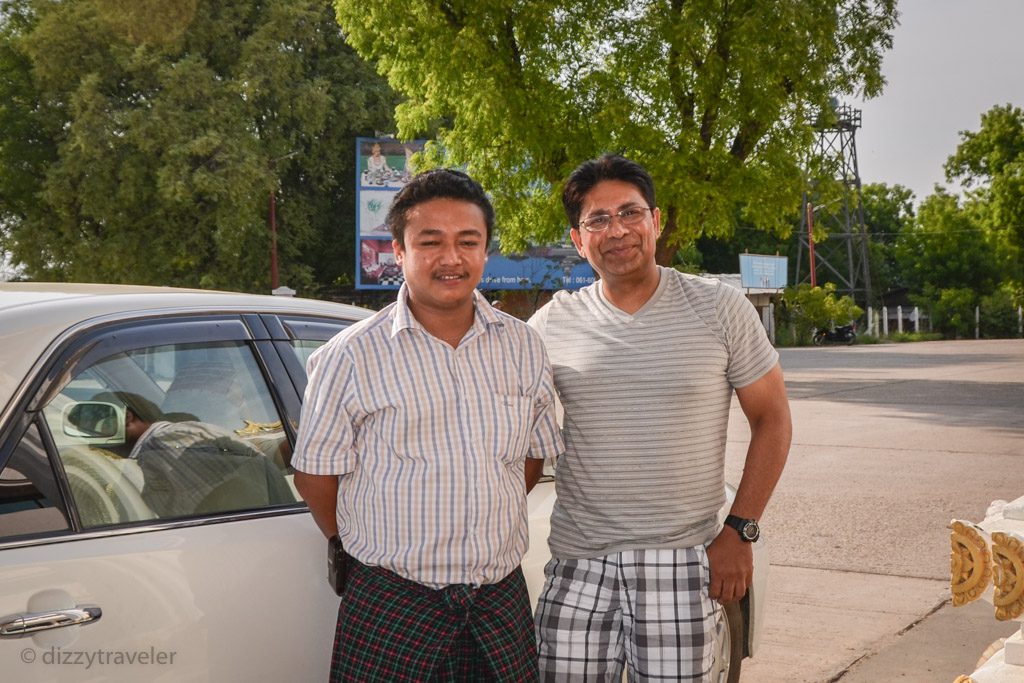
[740,566,1015,682]
[725,339,1024,682]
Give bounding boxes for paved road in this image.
[725,339,1024,682]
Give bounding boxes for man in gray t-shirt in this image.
[529,154,791,681]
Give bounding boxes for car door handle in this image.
[0,605,102,638]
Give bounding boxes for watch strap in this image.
[724,514,760,542]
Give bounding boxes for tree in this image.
[930,287,976,340]
[694,225,792,275]
[859,182,915,296]
[894,190,995,300]
[334,0,898,262]
[944,103,1024,296]
[0,0,396,292]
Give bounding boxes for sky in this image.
[853,0,1024,203]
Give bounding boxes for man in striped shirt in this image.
[293,169,563,682]
[531,155,792,680]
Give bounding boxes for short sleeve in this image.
[717,284,779,388]
[527,303,549,338]
[291,341,359,475]
[528,344,563,461]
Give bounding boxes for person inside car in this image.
[118,393,294,518]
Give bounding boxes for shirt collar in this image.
[390,284,505,340]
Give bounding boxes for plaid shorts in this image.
[330,560,538,682]
[535,547,718,681]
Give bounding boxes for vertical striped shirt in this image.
[293,286,563,588]
[529,267,778,560]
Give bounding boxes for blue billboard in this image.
[355,137,595,291]
[739,254,788,289]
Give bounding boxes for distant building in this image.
[704,273,779,310]
[701,272,781,342]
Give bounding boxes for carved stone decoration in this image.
[991,531,1024,621]
[951,520,993,606]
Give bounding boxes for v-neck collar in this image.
[597,267,667,321]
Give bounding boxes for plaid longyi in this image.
[329,559,538,682]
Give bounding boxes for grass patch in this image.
[884,332,945,343]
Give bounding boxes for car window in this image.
[41,340,298,528]
[0,423,71,540]
[288,339,326,368]
[279,317,349,368]
[274,315,352,399]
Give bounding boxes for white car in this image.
[0,283,766,682]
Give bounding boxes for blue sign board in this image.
[739,254,788,289]
[481,247,594,290]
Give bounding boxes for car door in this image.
[0,312,351,682]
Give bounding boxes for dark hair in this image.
[92,391,164,424]
[562,154,656,229]
[386,168,495,246]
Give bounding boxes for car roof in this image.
[0,282,373,414]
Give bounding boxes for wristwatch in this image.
[724,515,760,542]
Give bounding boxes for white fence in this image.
[863,305,1024,339]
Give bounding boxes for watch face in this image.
[741,521,760,542]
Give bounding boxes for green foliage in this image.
[942,103,1024,296]
[860,182,914,299]
[946,104,1024,250]
[852,333,881,344]
[779,282,863,344]
[979,286,1022,338]
[695,227,792,276]
[333,0,898,260]
[862,183,915,245]
[928,287,977,339]
[0,0,396,292]
[894,190,998,300]
[880,331,943,343]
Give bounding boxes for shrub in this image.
[930,288,977,339]
[980,287,1021,338]
[779,283,863,345]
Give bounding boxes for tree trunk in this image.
[655,204,679,266]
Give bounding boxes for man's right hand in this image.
[705,527,753,604]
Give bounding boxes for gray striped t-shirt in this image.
[529,267,778,559]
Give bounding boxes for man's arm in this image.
[706,362,791,604]
[295,471,340,539]
[524,317,564,494]
[525,458,545,493]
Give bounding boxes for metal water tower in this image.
[795,102,873,306]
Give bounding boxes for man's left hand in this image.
[706,527,753,604]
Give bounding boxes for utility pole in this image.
[268,151,299,294]
[269,191,279,290]
[806,202,817,288]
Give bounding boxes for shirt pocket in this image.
[482,394,534,465]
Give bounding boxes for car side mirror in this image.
[64,402,124,439]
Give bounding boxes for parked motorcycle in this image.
[812,323,856,346]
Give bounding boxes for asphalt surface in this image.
[725,339,1024,682]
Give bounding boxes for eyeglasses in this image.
[577,207,653,232]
